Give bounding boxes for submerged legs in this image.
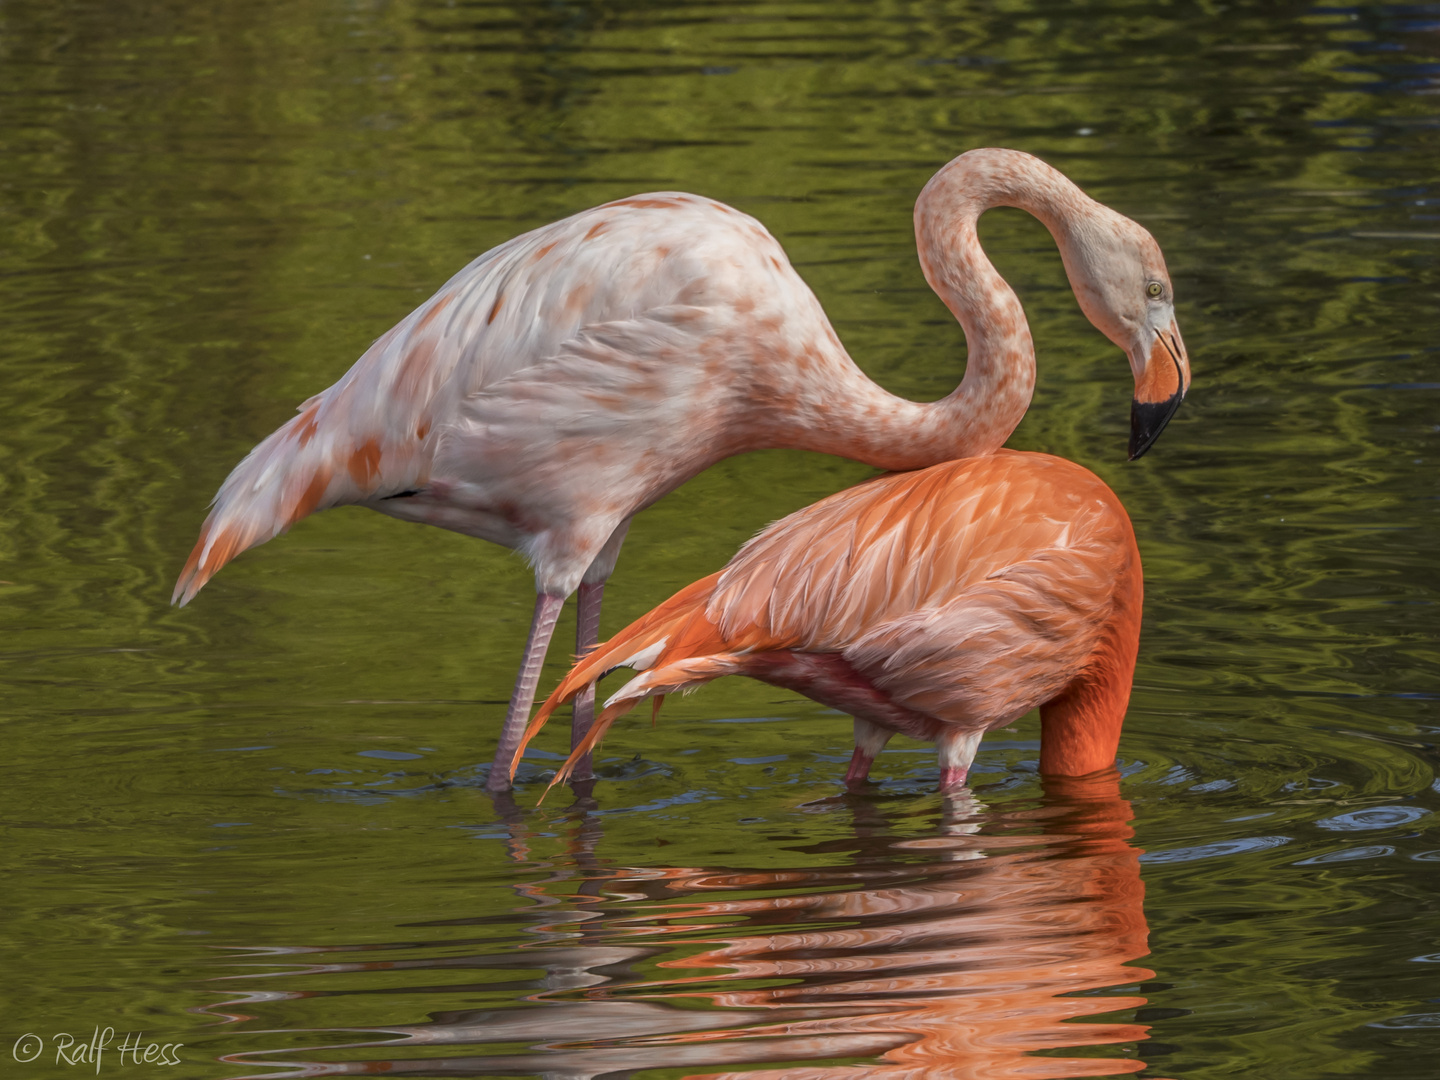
[844,717,895,788]
[568,581,605,783]
[844,718,984,794]
[486,592,566,794]
[491,520,629,795]
[937,728,984,793]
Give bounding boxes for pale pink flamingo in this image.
[518,449,1150,791]
[172,148,1188,793]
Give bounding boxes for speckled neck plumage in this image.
[788,148,1104,473]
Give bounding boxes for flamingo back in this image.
[173,194,823,605]
[709,451,1134,652]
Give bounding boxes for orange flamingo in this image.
[172,148,1188,792]
[519,449,1151,791]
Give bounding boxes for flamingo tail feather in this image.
[541,654,747,791]
[510,571,729,781]
[172,393,427,607]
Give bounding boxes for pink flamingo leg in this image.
[844,717,893,789]
[937,728,983,794]
[486,592,566,794]
[844,746,876,787]
[568,581,605,783]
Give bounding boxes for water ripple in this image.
[209,776,1162,1079]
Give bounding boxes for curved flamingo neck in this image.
[784,149,1101,473]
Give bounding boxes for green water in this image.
[3,1,1438,1076]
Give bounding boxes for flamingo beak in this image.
[1129,318,1189,460]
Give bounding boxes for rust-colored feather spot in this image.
[584,220,609,241]
[295,404,320,449]
[563,283,595,317]
[416,420,431,441]
[174,519,248,605]
[413,291,455,335]
[202,525,246,581]
[347,438,383,489]
[173,523,212,601]
[609,196,679,211]
[486,293,505,325]
[529,242,558,264]
[395,337,437,402]
[289,467,333,524]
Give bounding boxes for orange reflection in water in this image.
[213,773,1164,1079]
[654,774,1153,1079]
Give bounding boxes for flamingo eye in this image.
[1146,281,1164,299]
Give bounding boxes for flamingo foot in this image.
[938,765,969,793]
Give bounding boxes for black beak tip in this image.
[1128,393,1184,461]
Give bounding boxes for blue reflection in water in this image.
[1294,844,1397,864]
[1139,835,1292,864]
[1317,806,1431,830]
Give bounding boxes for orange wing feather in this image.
[513,572,734,780]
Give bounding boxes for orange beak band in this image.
[1129,326,1187,460]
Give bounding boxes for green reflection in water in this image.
[1,1,1437,1078]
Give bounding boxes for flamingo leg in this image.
[844,716,894,789]
[937,728,984,793]
[486,592,566,794]
[843,747,872,786]
[568,581,605,783]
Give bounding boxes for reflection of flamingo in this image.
[663,773,1157,1080]
[523,450,1150,792]
[213,774,1165,1079]
[172,148,1188,792]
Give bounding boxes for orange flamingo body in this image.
[520,450,1144,790]
[173,148,1187,793]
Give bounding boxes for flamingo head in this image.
[1059,209,1192,460]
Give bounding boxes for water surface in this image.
[2,2,1438,1077]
